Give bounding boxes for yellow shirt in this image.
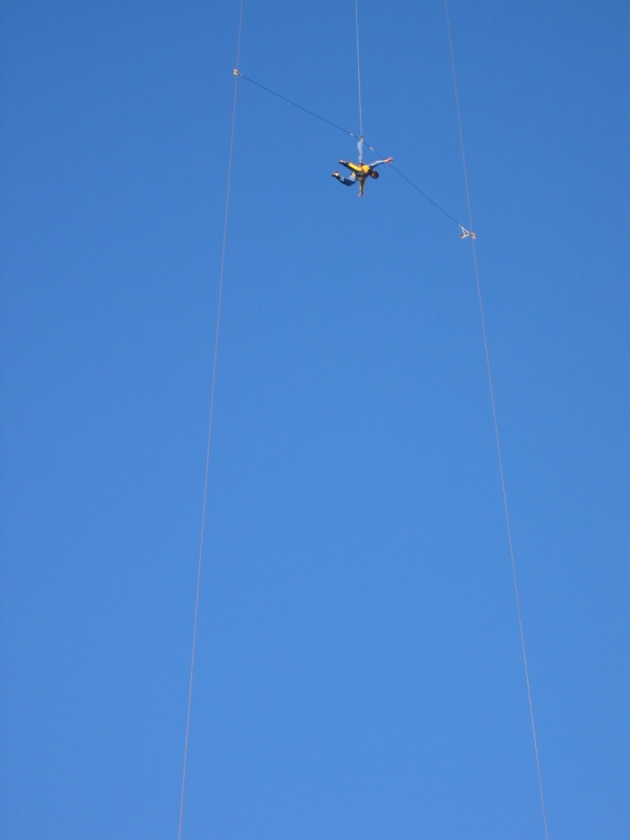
[345,161,371,176]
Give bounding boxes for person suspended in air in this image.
[332,137,393,197]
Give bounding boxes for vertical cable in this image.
[443,2,550,838]
[354,0,364,157]
[176,2,245,837]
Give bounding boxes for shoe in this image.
[332,171,339,178]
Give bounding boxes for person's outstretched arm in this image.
[369,157,393,168]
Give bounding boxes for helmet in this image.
[369,169,379,179]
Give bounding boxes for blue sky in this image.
[1,1,627,838]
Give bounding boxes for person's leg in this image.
[332,172,355,186]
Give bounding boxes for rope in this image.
[443,3,550,837]
[176,2,244,837]
[235,71,356,139]
[354,0,364,152]
[389,164,461,226]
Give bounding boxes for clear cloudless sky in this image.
[1,1,627,838]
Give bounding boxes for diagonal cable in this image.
[235,71,357,139]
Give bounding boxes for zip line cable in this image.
[443,2,550,837]
[234,71,357,139]
[234,70,467,231]
[177,2,244,838]
[389,163,461,226]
